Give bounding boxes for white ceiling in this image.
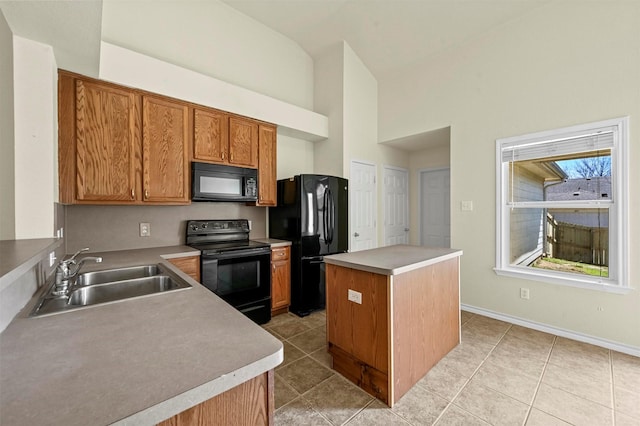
[222,0,550,78]
[1,0,550,151]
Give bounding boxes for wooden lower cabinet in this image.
[270,246,290,316]
[326,258,460,406]
[168,256,200,282]
[157,370,274,426]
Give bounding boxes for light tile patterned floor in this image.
[263,310,640,426]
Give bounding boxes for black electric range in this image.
[186,219,272,324]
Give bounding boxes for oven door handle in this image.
[202,248,270,260]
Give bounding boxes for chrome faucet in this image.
[52,248,103,296]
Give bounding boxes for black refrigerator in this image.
[269,175,348,316]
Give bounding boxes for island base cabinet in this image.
[391,258,460,402]
[157,370,274,426]
[326,257,460,407]
[328,343,389,404]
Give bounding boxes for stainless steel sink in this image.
[68,276,187,306]
[30,264,191,317]
[76,265,161,286]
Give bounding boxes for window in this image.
[495,117,629,291]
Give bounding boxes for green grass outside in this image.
[533,257,609,277]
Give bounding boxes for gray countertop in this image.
[0,238,62,291]
[324,245,463,275]
[0,246,283,426]
[252,238,292,248]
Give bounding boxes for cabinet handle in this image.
[230,154,233,161]
[144,189,149,199]
[131,189,135,199]
[272,264,276,271]
[222,152,225,160]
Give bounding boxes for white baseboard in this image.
[461,304,640,358]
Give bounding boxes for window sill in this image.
[493,267,633,294]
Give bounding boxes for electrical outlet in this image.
[49,251,56,267]
[520,288,530,300]
[139,222,151,237]
[348,289,362,304]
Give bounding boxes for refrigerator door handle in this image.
[322,189,328,243]
[325,187,335,244]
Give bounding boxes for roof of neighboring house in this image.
[545,177,611,201]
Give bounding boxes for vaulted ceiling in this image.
[222,0,550,78]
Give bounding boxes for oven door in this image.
[201,248,271,308]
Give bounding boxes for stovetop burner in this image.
[185,219,269,254]
[189,240,269,254]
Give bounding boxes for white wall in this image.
[342,43,409,246]
[0,10,14,240]
[101,0,313,110]
[313,43,345,178]
[13,36,57,239]
[277,134,314,179]
[313,42,409,246]
[379,1,640,348]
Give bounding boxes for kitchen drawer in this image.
[271,247,289,261]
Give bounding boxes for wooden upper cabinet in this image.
[256,124,277,206]
[59,71,276,206]
[193,107,229,164]
[142,95,190,204]
[75,79,139,202]
[229,116,259,168]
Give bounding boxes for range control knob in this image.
[190,224,198,231]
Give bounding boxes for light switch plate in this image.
[348,289,362,304]
[461,201,474,211]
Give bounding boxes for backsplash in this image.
[64,203,267,253]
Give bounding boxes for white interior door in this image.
[383,166,409,246]
[420,168,450,247]
[350,160,377,251]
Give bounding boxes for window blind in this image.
[501,129,615,163]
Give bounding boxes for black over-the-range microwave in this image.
[192,162,258,202]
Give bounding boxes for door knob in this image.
[404,228,410,232]
[354,232,360,237]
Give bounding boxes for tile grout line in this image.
[522,334,557,425]
[609,349,616,426]
[429,322,511,425]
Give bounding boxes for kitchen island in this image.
[0,246,282,425]
[324,245,462,407]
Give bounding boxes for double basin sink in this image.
[31,264,191,317]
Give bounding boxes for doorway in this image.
[383,165,409,246]
[420,168,450,247]
[350,160,377,251]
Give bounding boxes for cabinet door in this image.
[75,79,139,202]
[271,247,290,311]
[193,107,229,164]
[256,125,277,206]
[168,256,200,282]
[142,95,190,203]
[229,116,259,168]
